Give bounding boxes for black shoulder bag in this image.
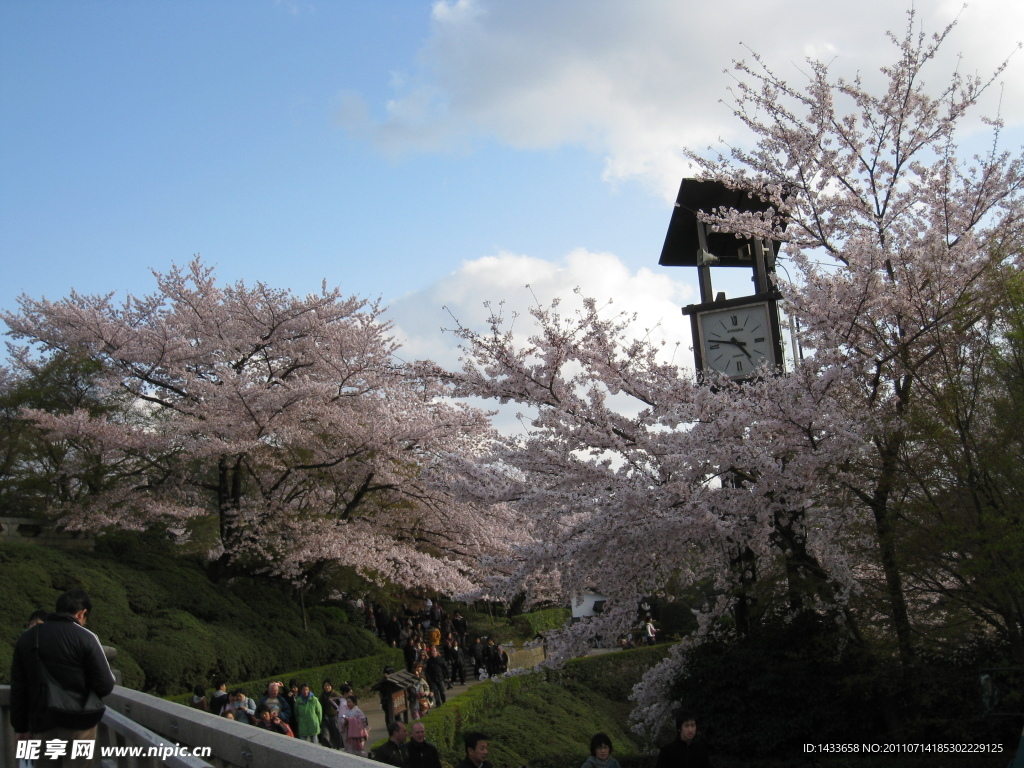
[32,626,106,729]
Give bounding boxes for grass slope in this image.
[0,534,386,694]
[413,646,671,768]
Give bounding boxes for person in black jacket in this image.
[209,678,230,717]
[407,722,442,768]
[472,637,486,677]
[452,611,468,648]
[494,644,509,675]
[374,720,409,767]
[424,647,449,706]
[455,731,493,768]
[319,679,344,748]
[655,711,710,768]
[10,589,116,766]
[445,639,466,686]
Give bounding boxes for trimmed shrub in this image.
[386,645,671,768]
[512,607,570,638]
[170,647,404,706]
[0,537,387,694]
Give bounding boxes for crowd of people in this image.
[186,597,514,755]
[189,677,372,753]
[14,591,710,768]
[400,627,511,716]
[184,599,702,766]
[190,678,710,767]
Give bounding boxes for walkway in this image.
[362,674,484,739]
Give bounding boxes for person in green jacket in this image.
[294,683,323,743]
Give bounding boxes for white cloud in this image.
[339,0,1024,199]
[387,248,697,436]
[388,248,696,371]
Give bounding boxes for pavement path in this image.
[359,646,612,737]
[361,674,484,740]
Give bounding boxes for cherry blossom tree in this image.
[2,259,507,593]
[693,11,1023,666]
[433,12,1023,736]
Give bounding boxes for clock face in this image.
[697,302,775,380]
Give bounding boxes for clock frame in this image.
[684,294,783,381]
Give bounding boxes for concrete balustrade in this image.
[1,685,379,768]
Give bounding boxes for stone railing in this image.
[0,686,378,768]
[0,517,94,551]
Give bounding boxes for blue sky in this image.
[2,0,1021,370]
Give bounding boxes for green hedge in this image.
[0,536,388,694]
[170,647,404,705]
[385,645,671,768]
[448,606,570,647]
[512,607,570,637]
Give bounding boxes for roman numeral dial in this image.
[696,301,776,380]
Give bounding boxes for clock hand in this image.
[729,337,754,360]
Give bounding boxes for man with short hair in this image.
[205,684,228,720]
[10,589,116,767]
[374,720,408,766]
[452,610,468,647]
[445,638,466,686]
[258,681,292,723]
[456,731,493,768]
[224,689,256,724]
[407,722,442,768]
[209,679,229,716]
[655,710,710,768]
[424,647,448,706]
[472,637,486,676]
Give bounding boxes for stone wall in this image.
[0,516,94,551]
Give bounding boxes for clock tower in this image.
[659,179,785,381]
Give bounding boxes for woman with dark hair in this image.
[319,679,343,748]
[255,704,294,737]
[294,682,322,743]
[343,694,370,756]
[188,684,209,712]
[581,733,621,768]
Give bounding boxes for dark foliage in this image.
[672,614,881,759]
[669,613,1022,761]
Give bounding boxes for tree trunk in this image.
[216,454,245,555]
[871,445,916,666]
[731,545,757,637]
